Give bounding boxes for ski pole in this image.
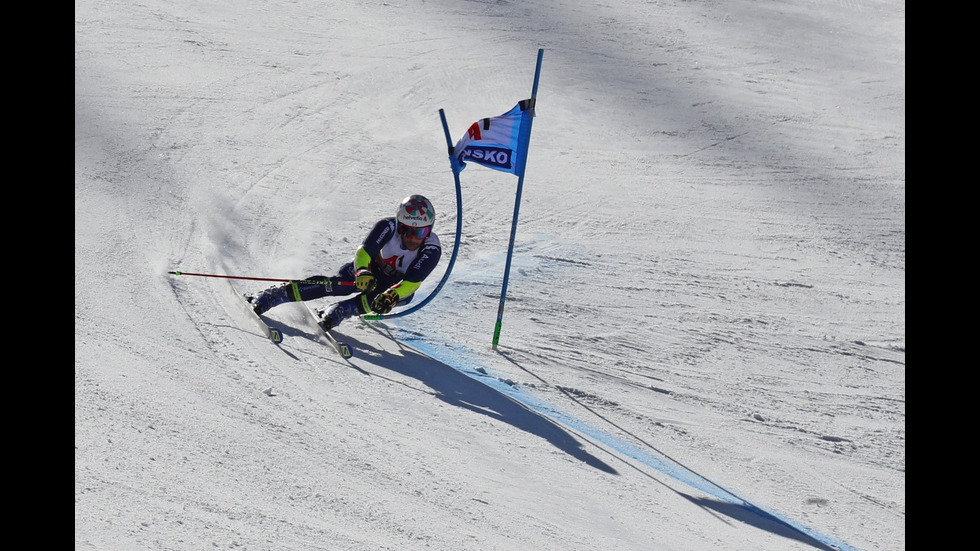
[168,270,355,286]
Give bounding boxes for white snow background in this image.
[75,1,905,550]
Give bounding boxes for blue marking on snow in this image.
[399,333,858,551]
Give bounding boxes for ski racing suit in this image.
[282,216,442,316]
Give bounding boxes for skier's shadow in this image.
[347,328,618,475]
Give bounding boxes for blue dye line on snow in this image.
[400,334,858,551]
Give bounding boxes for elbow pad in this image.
[354,246,373,270]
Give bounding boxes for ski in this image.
[324,329,354,359]
[303,304,354,359]
[232,285,284,344]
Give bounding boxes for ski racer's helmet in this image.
[396,195,435,230]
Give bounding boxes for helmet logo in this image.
[405,199,428,217]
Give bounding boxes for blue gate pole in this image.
[492,48,543,350]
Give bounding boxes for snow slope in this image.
[75,1,904,549]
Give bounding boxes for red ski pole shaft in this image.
[168,270,354,286]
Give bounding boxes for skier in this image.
[246,194,442,331]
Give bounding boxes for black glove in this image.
[354,268,376,292]
[371,288,399,314]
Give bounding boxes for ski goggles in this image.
[397,223,431,239]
